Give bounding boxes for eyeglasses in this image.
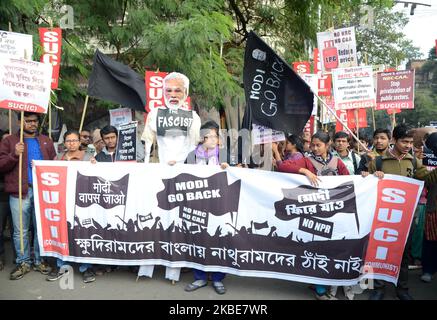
[24,119,39,124]
[80,135,91,139]
[65,139,80,143]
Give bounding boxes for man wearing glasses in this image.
[0,112,56,280]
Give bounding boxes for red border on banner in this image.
[364,179,420,280]
[0,99,46,113]
[36,165,69,256]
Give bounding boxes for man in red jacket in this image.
[0,112,56,280]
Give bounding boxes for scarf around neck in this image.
[195,144,219,165]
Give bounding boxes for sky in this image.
[393,0,437,58]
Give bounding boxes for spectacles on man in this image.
[80,135,91,139]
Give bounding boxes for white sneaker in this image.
[421,273,432,283]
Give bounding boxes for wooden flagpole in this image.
[8,22,12,135]
[18,111,24,255]
[79,95,89,132]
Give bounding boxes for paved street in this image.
[0,244,436,300]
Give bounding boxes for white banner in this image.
[0,56,52,113]
[332,66,376,110]
[33,161,423,286]
[0,30,33,58]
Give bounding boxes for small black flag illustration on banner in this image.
[75,172,129,209]
[157,172,241,215]
[243,31,314,135]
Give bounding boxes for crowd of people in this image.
[0,72,436,300]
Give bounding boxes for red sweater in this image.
[277,156,350,176]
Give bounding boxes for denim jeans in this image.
[193,269,225,282]
[56,258,91,273]
[9,187,41,265]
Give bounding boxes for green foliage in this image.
[0,0,425,130]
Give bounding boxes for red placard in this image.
[376,70,415,110]
[145,71,191,113]
[39,28,62,89]
[313,48,332,96]
[303,116,315,136]
[292,61,311,75]
[35,165,69,256]
[364,179,420,280]
[336,108,367,131]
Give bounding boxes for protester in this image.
[276,131,348,300]
[95,125,118,162]
[92,128,104,155]
[79,128,92,151]
[0,129,12,271]
[300,131,311,155]
[0,112,55,280]
[45,130,96,283]
[140,72,201,283]
[272,134,304,169]
[420,132,437,283]
[357,129,391,176]
[367,124,437,300]
[184,120,229,294]
[332,131,360,175]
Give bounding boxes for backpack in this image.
[308,156,339,176]
[375,155,417,176]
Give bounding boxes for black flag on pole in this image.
[243,31,314,135]
[87,50,146,111]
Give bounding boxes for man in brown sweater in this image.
[0,112,56,280]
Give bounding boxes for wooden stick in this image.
[18,112,24,255]
[8,22,12,134]
[79,95,89,132]
[372,107,376,131]
[48,100,52,139]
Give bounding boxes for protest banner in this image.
[332,66,376,110]
[109,107,132,128]
[0,56,52,113]
[0,30,33,58]
[33,161,423,286]
[316,27,357,73]
[114,122,137,162]
[376,70,415,110]
[336,108,367,131]
[145,71,191,113]
[39,28,62,89]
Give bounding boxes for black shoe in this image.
[397,291,413,300]
[369,290,385,300]
[82,269,96,283]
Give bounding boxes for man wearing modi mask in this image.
[139,72,201,283]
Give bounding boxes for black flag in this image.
[243,31,314,135]
[87,49,146,111]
